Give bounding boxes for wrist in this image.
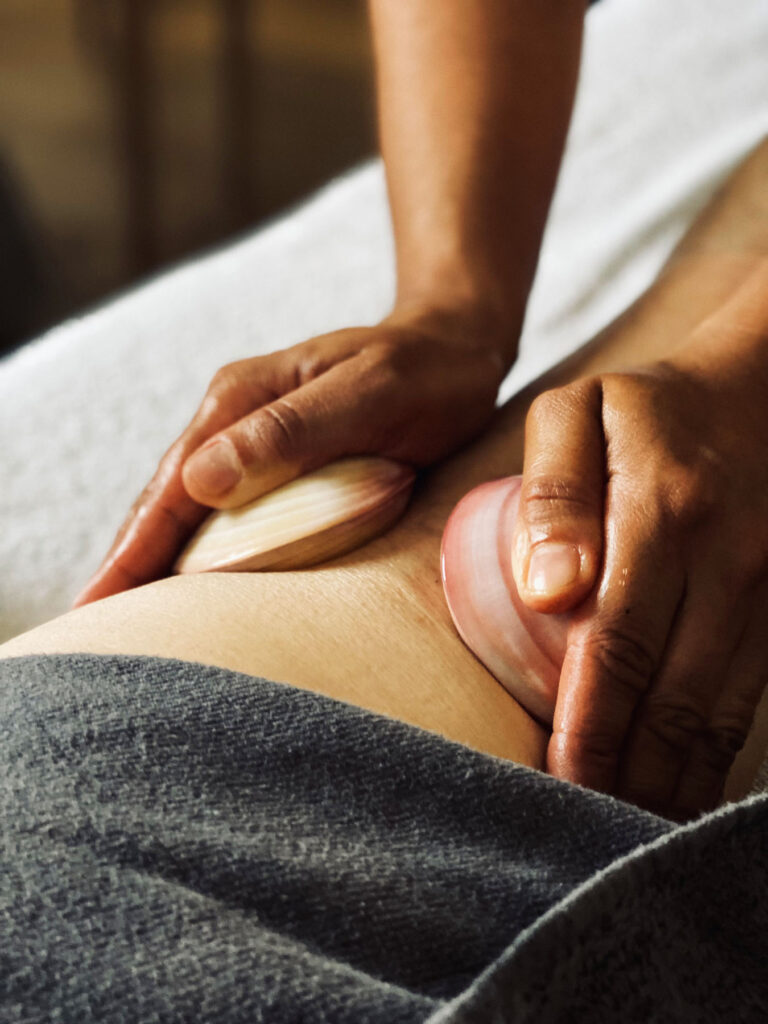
[390,273,524,371]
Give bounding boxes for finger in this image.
[673,587,768,817]
[619,572,749,814]
[72,461,207,606]
[547,485,686,794]
[512,379,605,615]
[182,354,391,508]
[74,369,270,605]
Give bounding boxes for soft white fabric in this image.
[1,0,767,643]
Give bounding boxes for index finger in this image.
[72,438,208,606]
[73,378,269,605]
[547,482,685,795]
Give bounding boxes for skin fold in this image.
[4,141,768,816]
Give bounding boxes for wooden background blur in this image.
[0,0,375,351]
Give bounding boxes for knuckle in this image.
[707,702,754,756]
[678,725,749,810]
[579,626,657,698]
[156,501,187,543]
[360,338,401,388]
[527,385,568,427]
[366,333,400,363]
[162,437,192,476]
[348,339,421,415]
[697,723,749,775]
[203,364,253,417]
[641,691,709,757]
[209,363,239,392]
[549,726,621,782]
[520,474,598,523]
[290,338,327,376]
[110,553,143,587]
[659,465,718,532]
[248,399,307,463]
[558,727,620,765]
[132,469,169,517]
[529,378,597,421]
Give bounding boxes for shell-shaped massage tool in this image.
[175,456,415,574]
[441,475,569,724]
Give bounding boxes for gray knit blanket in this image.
[1,654,766,1022]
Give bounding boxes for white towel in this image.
[1,0,767,642]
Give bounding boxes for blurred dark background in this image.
[0,0,376,355]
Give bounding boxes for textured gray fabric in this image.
[1,654,766,1023]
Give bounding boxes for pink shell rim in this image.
[439,475,562,724]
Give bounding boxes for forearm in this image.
[652,140,768,384]
[368,0,588,363]
[670,257,768,400]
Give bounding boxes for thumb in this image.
[181,355,380,507]
[512,379,605,614]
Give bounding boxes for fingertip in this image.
[515,538,599,614]
[71,576,111,609]
[70,589,92,609]
[71,567,109,608]
[72,558,139,608]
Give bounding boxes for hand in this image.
[511,315,768,817]
[76,302,514,605]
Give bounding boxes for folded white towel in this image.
[1,0,767,641]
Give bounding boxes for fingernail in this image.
[185,441,243,496]
[527,541,581,595]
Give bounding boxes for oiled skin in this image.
[3,143,768,800]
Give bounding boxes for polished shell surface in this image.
[176,456,415,573]
[441,475,568,723]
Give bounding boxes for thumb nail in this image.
[185,440,243,496]
[527,541,581,595]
